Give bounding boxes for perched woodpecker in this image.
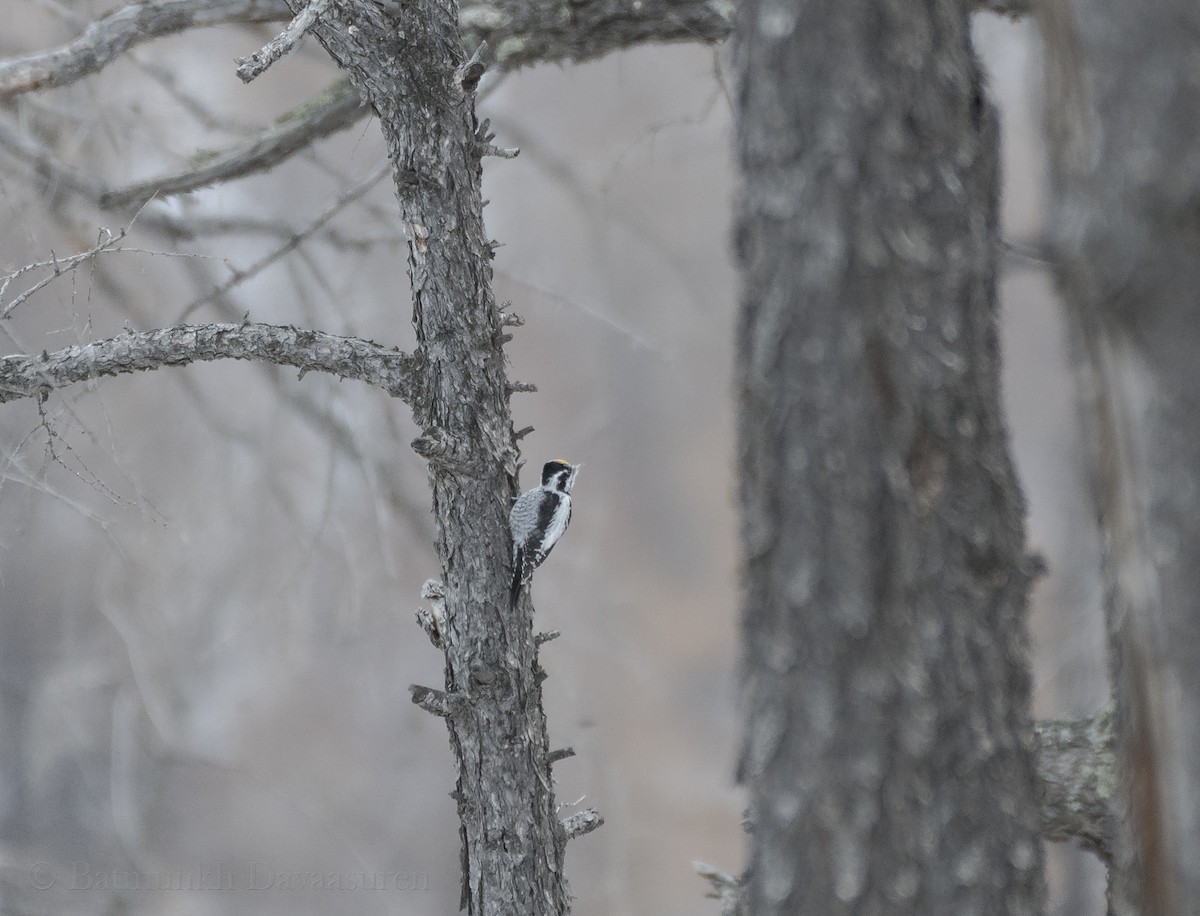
[509,459,580,608]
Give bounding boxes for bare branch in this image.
[1,226,133,317]
[236,0,333,82]
[0,0,290,99]
[0,0,1029,236]
[560,808,603,841]
[457,0,1027,73]
[101,79,366,208]
[175,161,389,321]
[693,861,747,916]
[0,322,423,405]
[410,684,454,717]
[1,92,377,256]
[0,0,1028,108]
[1034,707,1118,863]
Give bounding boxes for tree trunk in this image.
[1042,0,1200,912]
[298,3,574,913]
[733,2,1044,913]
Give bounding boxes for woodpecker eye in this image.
[541,460,570,486]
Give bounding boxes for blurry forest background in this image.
[0,7,1104,916]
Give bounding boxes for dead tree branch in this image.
[561,808,604,841]
[1035,707,1118,862]
[0,322,423,405]
[236,0,332,81]
[174,160,389,321]
[0,0,1027,229]
[457,0,734,69]
[457,0,1025,70]
[0,0,1029,105]
[0,0,289,99]
[100,79,366,208]
[1,225,136,317]
[693,861,746,916]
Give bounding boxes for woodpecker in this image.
[509,459,580,608]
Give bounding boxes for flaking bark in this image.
[733,0,1044,912]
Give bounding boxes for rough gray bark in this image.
[457,0,732,69]
[733,1,1044,913]
[0,323,422,404]
[98,78,366,208]
[293,4,581,914]
[235,0,332,81]
[1042,0,1200,912]
[1034,708,1118,861]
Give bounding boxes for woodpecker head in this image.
[541,459,581,494]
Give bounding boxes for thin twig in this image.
[36,396,138,509]
[0,0,1029,106]
[236,0,332,82]
[693,862,747,916]
[1,199,157,317]
[1,229,121,316]
[174,160,389,322]
[101,79,367,208]
[0,110,106,202]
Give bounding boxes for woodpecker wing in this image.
[509,488,572,606]
[529,490,571,566]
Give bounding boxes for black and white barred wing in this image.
[509,489,572,607]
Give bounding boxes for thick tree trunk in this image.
[1042,1,1200,912]
[733,2,1044,913]
[298,4,574,914]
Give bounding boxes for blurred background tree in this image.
[733,2,1047,913]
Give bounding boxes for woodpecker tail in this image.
[510,548,525,609]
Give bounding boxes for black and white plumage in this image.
[509,459,580,608]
